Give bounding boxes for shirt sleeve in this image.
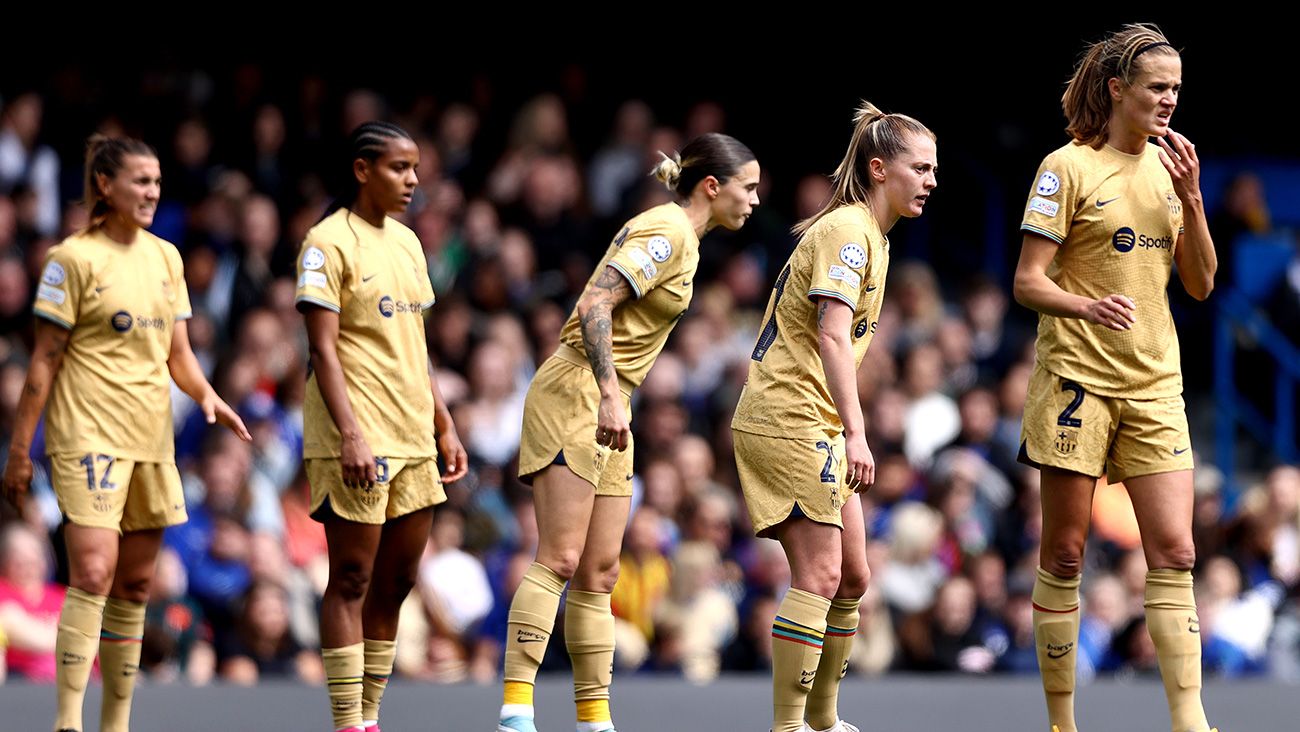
[605,223,684,299]
[1020,150,1078,245]
[294,236,346,313]
[32,246,83,330]
[414,240,436,310]
[807,225,870,308]
[165,243,193,321]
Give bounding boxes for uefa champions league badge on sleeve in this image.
[1036,171,1060,196]
[302,246,326,271]
[839,242,867,269]
[647,236,673,263]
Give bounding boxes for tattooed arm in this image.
[575,265,634,451]
[816,296,874,491]
[2,320,70,504]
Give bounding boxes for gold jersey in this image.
[33,227,191,461]
[732,204,888,438]
[296,208,437,459]
[554,202,700,392]
[1021,141,1186,398]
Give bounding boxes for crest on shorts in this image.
[93,493,114,514]
[1053,429,1078,455]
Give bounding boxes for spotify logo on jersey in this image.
[111,311,133,333]
[1112,227,1136,253]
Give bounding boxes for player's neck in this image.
[864,190,900,234]
[1105,123,1147,156]
[679,199,712,238]
[100,216,139,245]
[351,197,387,229]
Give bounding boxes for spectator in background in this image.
[0,94,60,238]
[0,523,61,681]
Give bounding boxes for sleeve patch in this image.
[828,265,862,288]
[41,262,66,285]
[298,271,328,288]
[626,248,657,279]
[1028,197,1060,217]
[647,236,673,262]
[1036,171,1060,196]
[37,284,66,304]
[839,242,867,268]
[302,246,326,271]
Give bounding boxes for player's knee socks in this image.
[98,597,146,732]
[771,588,830,732]
[323,642,365,730]
[1033,567,1081,732]
[501,562,567,716]
[54,587,106,732]
[1145,569,1209,732]
[361,638,396,724]
[566,590,615,731]
[806,596,859,731]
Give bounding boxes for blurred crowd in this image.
[1,76,1298,687]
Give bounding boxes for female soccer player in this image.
[732,101,937,732]
[499,133,760,732]
[1013,24,1217,732]
[2,135,250,732]
[295,121,468,732]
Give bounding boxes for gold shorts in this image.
[733,429,848,538]
[50,453,187,532]
[307,457,444,524]
[517,357,633,497]
[1019,364,1194,483]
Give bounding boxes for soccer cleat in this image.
[363,725,381,732]
[497,716,539,732]
[803,722,861,732]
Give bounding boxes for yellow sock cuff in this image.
[363,638,396,679]
[62,587,107,629]
[773,589,831,647]
[526,562,568,595]
[1145,568,1195,608]
[1033,567,1081,612]
[576,699,611,723]
[323,642,365,683]
[101,597,145,641]
[503,680,534,706]
[825,597,860,637]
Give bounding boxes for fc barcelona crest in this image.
[1054,429,1078,455]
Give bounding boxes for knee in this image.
[577,558,621,594]
[378,562,421,599]
[1152,543,1196,573]
[539,548,582,582]
[796,564,841,599]
[1042,541,1086,579]
[837,564,870,600]
[71,559,115,596]
[327,561,372,602]
[114,575,152,603]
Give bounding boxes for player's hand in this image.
[438,429,469,484]
[203,392,252,442]
[1157,130,1201,204]
[1083,294,1136,331]
[595,394,631,452]
[2,450,33,507]
[341,433,377,490]
[845,432,875,493]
